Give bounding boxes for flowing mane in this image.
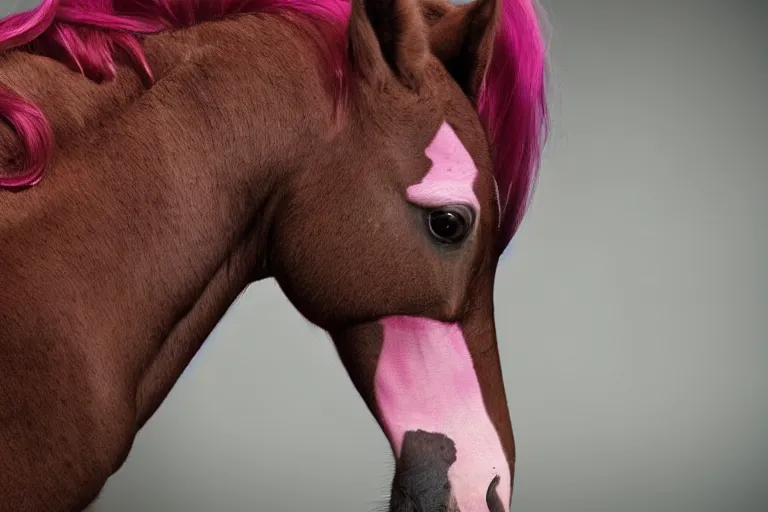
[0,0,547,251]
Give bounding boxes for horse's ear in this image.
[428,0,500,100]
[347,0,429,91]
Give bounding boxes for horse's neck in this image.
[0,15,334,423]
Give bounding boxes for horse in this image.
[0,0,547,509]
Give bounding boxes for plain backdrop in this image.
[1,0,766,511]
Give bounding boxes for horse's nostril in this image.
[486,475,504,512]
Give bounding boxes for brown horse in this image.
[0,0,548,509]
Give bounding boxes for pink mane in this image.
[0,0,547,251]
[479,0,548,252]
[0,0,350,188]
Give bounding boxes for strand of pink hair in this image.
[0,0,547,252]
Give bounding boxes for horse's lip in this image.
[388,471,504,512]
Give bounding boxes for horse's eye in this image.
[427,206,474,244]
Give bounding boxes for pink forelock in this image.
[0,0,547,251]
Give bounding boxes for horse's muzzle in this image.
[388,430,505,512]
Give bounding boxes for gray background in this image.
[2,0,766,511]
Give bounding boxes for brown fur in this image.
[0,0,517,510]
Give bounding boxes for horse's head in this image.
[268,0,547,510]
